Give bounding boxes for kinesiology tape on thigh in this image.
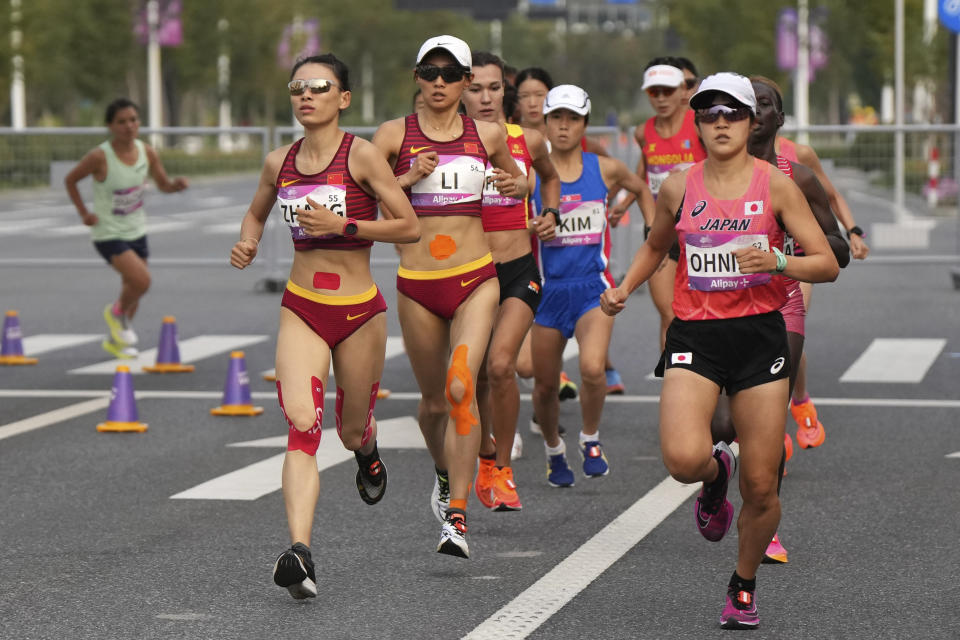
[335,382,379,447]
[445,345,478,436]
[277,377,324,456]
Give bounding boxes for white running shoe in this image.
[436,511,468,558]
[430,468,450,523]
[511,433,523,460]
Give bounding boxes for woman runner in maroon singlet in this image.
[372,35,524,559]
[601,73,839,629]
[230,54,419,600]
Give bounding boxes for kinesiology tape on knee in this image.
[335,382,380,447]
[445,345,478,436]
[277,377,324,456]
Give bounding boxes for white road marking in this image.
[840,338,947,383]
[22,334,102,356]
[259,336,406,380]
[0,397,111,442]
[69,334,268,374]
[463,445,740,640]
[171,416,423,500]
[946,451,960,458]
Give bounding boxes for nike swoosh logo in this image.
[280,179,300,187]
[460,276,481,288]
[410,146,430,153]
[346,312,368,321]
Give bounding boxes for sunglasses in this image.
[646,86,678,98]
[415,64,468,83]
[288,78,340,96]
[696,104,752,124]
[684,78,698,90]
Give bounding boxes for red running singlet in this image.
[643,110,707,199]
[481,123,532,232]
[673,158,786,321]
[394,113,488,217]
[276,133,377,251]
[777,137,799,163]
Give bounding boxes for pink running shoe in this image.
[694,442,737,542]
[762,532,788,564]
[720,585,759,629]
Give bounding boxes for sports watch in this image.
[846,225,864,239]
[542,207,561,226]
[342,218,359,237]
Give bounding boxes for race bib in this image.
[684,232,771,292]
[647,163,692,198]
[481,158,527,207]
[783,233,804,256]
[277,184,346,240]
[543,199,605,248]
[411,155,485,207]
[111,183,145,216]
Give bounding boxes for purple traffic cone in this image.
[143,316,194,373]
[97,365,148,432]
[0,311,38,365]
[211,351,264,416]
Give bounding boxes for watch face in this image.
[345,222,358,236]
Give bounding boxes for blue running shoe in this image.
[605,368,625,395]
[546,450,575,487]
[579,440,610,477]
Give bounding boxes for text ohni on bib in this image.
[685,232,771,292]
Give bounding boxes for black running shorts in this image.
[655,311,790,395]
[495,253,543,313]
[93,235,149,264]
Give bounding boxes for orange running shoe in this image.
[475,457,497,509]
[492,466,523,511]
[762,532,788,564]
[558,371,578,401]
[791,397,826,449]
[784,432,793,463]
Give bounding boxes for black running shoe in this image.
[355,444,387,505]
[272,542,317,600]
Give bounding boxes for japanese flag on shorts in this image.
[671,352,693,365]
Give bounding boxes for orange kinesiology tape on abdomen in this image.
[429,234,457,260]
[445,344,478,436]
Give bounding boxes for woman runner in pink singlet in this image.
[230,54,419,600]
[601,73,839,629]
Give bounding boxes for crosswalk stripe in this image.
[23,334,102,356]
[839,338,947,383]
[0,397,111,442]
[172,416,422,500]
[69,334,269,374]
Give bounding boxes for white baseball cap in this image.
[416,35,472,70]
[689,72,757,115]
[641,64,684,90]
[543,84,591,116]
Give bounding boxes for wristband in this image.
[847,225,864,239]
[243,237,259,248]
[772,247,787,273]
[542,207,560,226]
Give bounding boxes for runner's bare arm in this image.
[347,138,419,244]
[526,128,560,240]
[145,145,188,192]
[231,148,284,269]
[64,149,105,224]
[791,162,850,268]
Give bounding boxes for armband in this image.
[542,207,560,226]
[772,247,787,273]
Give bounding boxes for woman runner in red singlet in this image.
[230,54,419,600]
[601,73,839,629]
[372,35,524,559]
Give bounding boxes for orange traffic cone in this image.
[0,311,38,365]
[143,316,195,373]
[211,351,264,416]
[97,365,148,432]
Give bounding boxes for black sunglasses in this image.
[416,63,468,83]
[696,104,752,124]
[684,78,698,90]
[288,78,339,96]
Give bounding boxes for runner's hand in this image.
[402,151,439,186]
[735,247,776,274]
[296,196,342,237]
[849,234,869,260]
[80,212,98,226]
[607,203,628,228]
[531,213,556,241]
[491,168,527,199]
[172,177,189,192]
[230,237,259,269]
[600,287,628,316]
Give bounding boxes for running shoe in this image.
[558,371,578,401]
[103,303,138,346]
[605,368,625,395]
[694,442,737,542]
[579,440,610,477]
[475,457,497,509]
[272,542,317,600]
[437,509,469,558]
[354,444,387,505]
[430,468,450,522]
[546,448,575,487]
[511,432,523,460]
[720,584,760,629]
[492,466,523,511]
[762,532,788,564]
[791,397,826,449]
[784,432,794,463]
[101,338,137,359]
[529,416,566,436]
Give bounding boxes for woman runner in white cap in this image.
[372,35,524,559]
[601,72,839,629]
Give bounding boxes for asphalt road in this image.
[0,173,958,640]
